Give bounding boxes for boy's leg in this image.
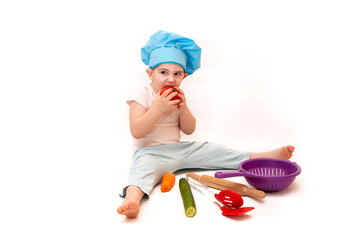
[179,142,295,170]
[117,186,144,218]
[180,141,251,170]
[118,145,180,218]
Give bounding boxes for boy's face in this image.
[147,63,187,93]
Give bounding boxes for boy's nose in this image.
[167,76,175,82]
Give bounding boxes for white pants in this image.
[120,141,250,199]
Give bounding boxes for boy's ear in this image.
[146,68,154,80]
[183,73,188,79]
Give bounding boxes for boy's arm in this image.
[129,101,162,139]
[179,105,196,135]
[129,89,180,139]
[177,88,196,135]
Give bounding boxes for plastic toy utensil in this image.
[215,158,301,191]
[186,176,243,209]
[221,206,254,216]
[186,176,255,216]
[215,190,244,209]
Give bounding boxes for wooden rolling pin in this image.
[186,172,266,200]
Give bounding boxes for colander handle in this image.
[215,170,255,179]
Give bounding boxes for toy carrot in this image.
[161,173,176,192]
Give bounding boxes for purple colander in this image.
[215,158,301,192]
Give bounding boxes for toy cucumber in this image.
[179,178,196,217]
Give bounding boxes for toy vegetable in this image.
[161,172,176,192]
[160,86,181,101]
[179,178,196,217]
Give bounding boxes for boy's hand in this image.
[175,87,187,111]
[153,88,181,113]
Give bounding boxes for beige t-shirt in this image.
[127,84,180,148]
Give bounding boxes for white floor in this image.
[1,1,359,239]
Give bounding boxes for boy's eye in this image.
[161,71,167,75]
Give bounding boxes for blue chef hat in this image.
[141,30,201,75]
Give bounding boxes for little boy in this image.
[118,30,294,218]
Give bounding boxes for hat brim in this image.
[149,47,187,72]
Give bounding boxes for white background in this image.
[1,0,359,239]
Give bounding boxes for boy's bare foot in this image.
[117,200,140,218]
[250,145,295,160]
[117,186,144,218]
